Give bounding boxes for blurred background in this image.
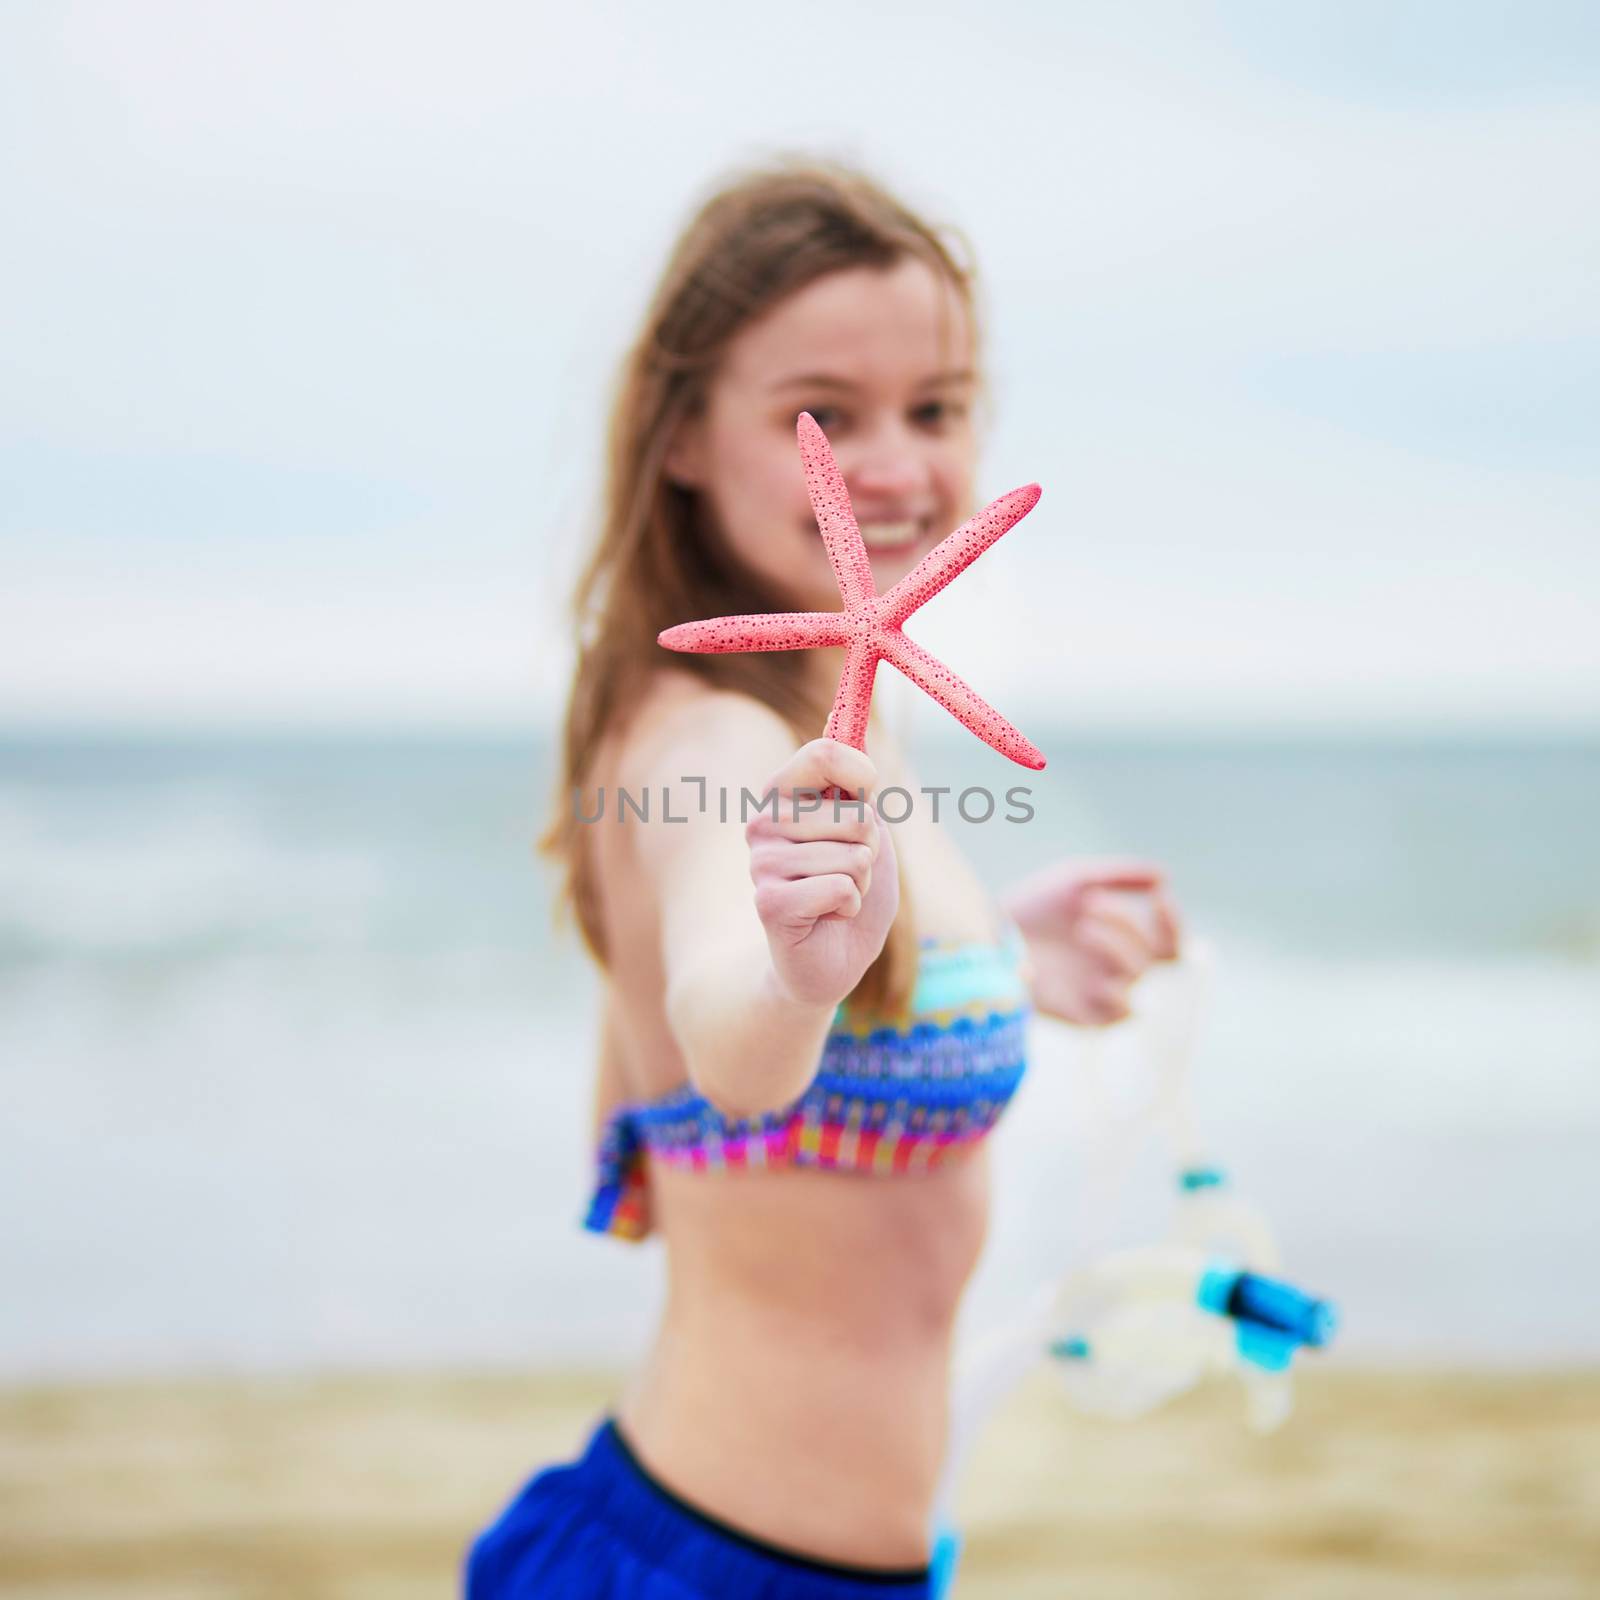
[3,1,1597,1595]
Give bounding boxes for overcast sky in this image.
[4,0,1597,731]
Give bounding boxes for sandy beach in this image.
[2,1367,1596,1598]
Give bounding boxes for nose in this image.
[843,428,928,513]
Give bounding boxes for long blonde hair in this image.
[538,156,985,1015]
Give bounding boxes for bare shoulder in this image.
[611,668,796,793]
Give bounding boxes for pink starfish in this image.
[658,411,1047,770]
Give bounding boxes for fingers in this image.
[1056,858,1165,917]
[1069,891,1175,1025]
[746,789,880,848]
[755,871,863,930]
[1150,884,1183,960]
[747,741,884,940]
[1072,908,1149,982]
[1075,878,1183,969]
[1069,878,1185,1022]
[1078,986,1133,1026]
[768,737,879,804]
[1069,857,1167,891]
[750,838,876,898]
[745,739,882,848]
[1012,854,1188,1029]
[1067,917,1143,1024]
[1035,969,1131,1027]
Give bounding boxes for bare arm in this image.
[626,694,897,1119]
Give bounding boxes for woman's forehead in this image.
[723,259,974,393]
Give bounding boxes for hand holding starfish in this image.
[658,412,1047,770]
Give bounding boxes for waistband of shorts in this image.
[578,1414,934,1598]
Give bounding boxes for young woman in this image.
[467,160,1182,1599]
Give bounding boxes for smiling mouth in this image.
[804,516,934,553]
[856,517,931,552]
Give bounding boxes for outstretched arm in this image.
[628,695,898,1118]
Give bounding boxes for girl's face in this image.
[667,257,980,614]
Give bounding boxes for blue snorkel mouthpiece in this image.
[1196,1260,1338,1371]
[1229,1271,1338,1347]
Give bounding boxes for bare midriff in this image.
[615,1143,991,1569]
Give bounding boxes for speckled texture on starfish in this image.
[658,411,1047,770]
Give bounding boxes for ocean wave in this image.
[0,785,393,961]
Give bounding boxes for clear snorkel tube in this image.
[929,941,1338,1595]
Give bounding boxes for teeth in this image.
[859,520,922,550]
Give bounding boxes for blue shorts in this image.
[464,1415,939,1599]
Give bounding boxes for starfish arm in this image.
[879,483,1042,627]
[798,411,877,611]
[657,611,850,654]
[823,638,881,753]
[878,629,1046,770]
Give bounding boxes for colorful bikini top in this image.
[585,923,1033,1240]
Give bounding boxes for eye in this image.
[912,399,965,429]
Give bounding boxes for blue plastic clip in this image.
[1234,1321,1296,1371]
[1049,1335,1092,1361]
[1195,1259,1338,1368]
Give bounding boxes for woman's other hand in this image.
[746,738,899,1009]
[1001,858,1182,1026]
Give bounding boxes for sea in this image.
[2,726,1597,1381]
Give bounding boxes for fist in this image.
[745,738,899,1008]
[1003,857,1182,1026]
